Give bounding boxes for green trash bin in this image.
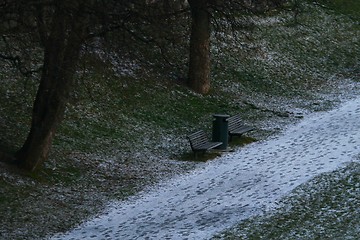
[212,114,229,150]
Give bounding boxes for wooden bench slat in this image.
[187,130,223,157]
[195,141,222,150]
[227,114,254,140]
[230,125,254,135]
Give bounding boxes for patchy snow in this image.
[52,97,360,240]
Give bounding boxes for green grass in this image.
[0,1,359,239]
[316,0,360,19]
[214,162,360,239]
[1,0,358,181]
[209,5,360,237]
[2,2,358,159]
[0,0,357,190]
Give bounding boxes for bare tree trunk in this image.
[188,0,211,94]
[15,3,86,171]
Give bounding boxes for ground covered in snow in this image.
[51,97,360,240]
[0,2,359,240]
[215,161,360,239]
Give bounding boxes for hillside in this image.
[0,1,359,239]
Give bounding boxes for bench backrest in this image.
[227,114,244,131]
[187,130,209,149]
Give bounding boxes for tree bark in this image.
[188,0,211,94]
[14,3,87,171]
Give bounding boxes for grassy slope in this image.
[214,162,360,239]
[214,1,360,239]
[0,1,359,239]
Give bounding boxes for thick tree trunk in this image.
[188,0,211,94]
[15,4,86,171]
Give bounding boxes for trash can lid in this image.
[213,114,230,118]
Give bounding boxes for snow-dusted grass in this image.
[52,94,360,240]
[212,2,360,238]
[0,1,359,239]
[214,162,360,239]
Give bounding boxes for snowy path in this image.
[52,98,360,240]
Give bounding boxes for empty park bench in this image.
[187,130,223,157]
[227,114,254,141]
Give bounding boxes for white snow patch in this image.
[52,97,360,240]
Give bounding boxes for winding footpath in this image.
[52,97,360,240]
